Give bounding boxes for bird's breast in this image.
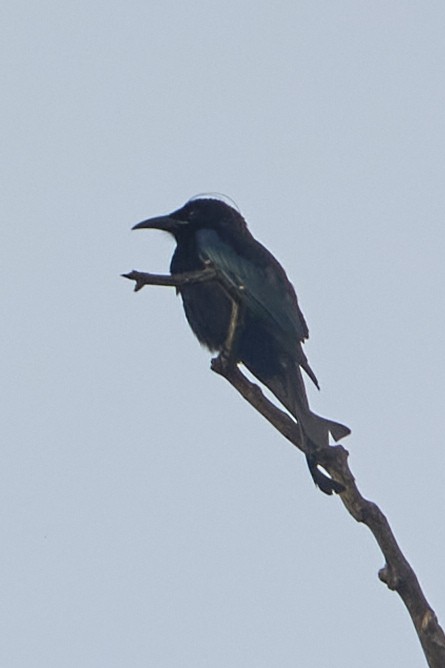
[179,281,233,352]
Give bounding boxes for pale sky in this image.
[2,2,445,666]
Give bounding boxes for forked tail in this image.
[244,359,350,494]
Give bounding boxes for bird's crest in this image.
[188,192,241,214]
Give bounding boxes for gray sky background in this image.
[2,2,445,666]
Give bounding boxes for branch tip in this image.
[126,263,445,666]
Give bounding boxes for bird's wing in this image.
[196,228,308,345]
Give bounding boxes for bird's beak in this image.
[132,215,178,233]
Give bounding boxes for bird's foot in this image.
[211,350,237,374]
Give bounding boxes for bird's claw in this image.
[211,350,236,374]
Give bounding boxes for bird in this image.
[132,195,350,493]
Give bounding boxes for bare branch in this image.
[122,268,217,292]
[211,355,445,668]
[124,268,445,667]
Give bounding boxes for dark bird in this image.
[133,196,350,493]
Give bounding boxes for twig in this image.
[122,268,217,291]
[211,355,445,668]
[124,268,445,668]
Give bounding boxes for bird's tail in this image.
[256,360,350,446]
[296,403,351,447]
[245,359,350,493]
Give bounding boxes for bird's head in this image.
[132,195,247,239]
